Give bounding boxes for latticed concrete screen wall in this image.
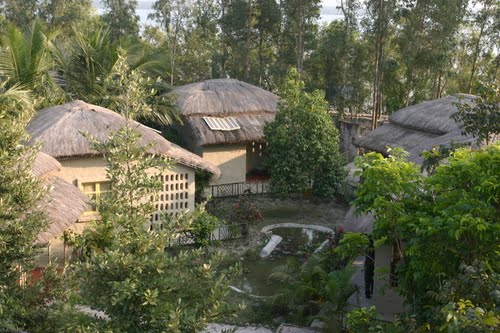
[150,164,196,230]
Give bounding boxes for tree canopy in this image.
[354,144,500,330]
[264,68,346,197]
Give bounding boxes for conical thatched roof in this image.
[37,175,90,243]
[27,100,220,177]
[170,79,279,146]
[355,94,479,164]
[33,151,61,177]
[31,152,90,243]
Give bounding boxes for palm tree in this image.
[0,20,64,107]
[52,26,180,125]
[51,26,118,103]
[270,253,357,328]
[0,82,34,120]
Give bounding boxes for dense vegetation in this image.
[349,144,500,332]
[0,0,498,117]
[264,68,345,197]
[0,0,498,332]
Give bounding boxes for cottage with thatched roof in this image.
[27,100,220,230]
[354,94,480,163]
[343,94,491,321]
[32,151,90,272]
[170,79,279,192]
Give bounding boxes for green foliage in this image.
[232,196,264,225]
[37,0,96,37]
[270,250,357,326]
[452,83,500,145]
[264,68,346,198]
[420,142,470,176]
[354,148,422,242]
[346,306,418,333]
[76,58,236,332]
[440,299,499,333]
[346,306,378,333]
[307,20,369,116]
[0,20,64,106]
[427,262,500,332]
[334,232,369,263]
[354,144,500,328]
[194,170,212,202]
[171,201,221,247]
[0,82,49,330]
[101,0,140,42]
[52,28,178,125]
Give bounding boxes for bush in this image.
[190,210,220,246]
[232,196,263,225]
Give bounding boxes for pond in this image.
[231,226,332,297]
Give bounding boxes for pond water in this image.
[231,227,330,297]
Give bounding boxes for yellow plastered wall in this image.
[151,164,195,230]
[34,158,196,268]
[34,222,87,268]
[57,158,195,218]
[202,144,247,185]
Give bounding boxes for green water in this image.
[232,227,328,296]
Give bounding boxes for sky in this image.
[93,0,346,24]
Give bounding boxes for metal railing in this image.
[167,222,248,247]
[209,180,271,197]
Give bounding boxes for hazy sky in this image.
[93,0,346,23]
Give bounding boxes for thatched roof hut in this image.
[33,152,90,243]
[170,79,279,146]
[27,100,220,177]
[355,94,479,164]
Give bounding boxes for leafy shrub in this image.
[346,306,379,333]
[170,201,220,247]
[346,306,418,333]
[190,210,220,246]
[232,196,263,225]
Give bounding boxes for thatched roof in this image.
[355,94,479,164]
[342,206,374,234]
[171,79,279,145]
[37,175,90,243]
[33,151,61,177]
[27,100,220,177]
[31,151,89,243]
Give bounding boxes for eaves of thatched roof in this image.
[33,151,61,177]
[187,113,275,145]
[342,206,374,234]
[27,100,221,177]
[37,175,90,243]
[354,94,479,164]
[31,152,89,243]
[170,79,279,146]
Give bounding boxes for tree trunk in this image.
[467,19,486,93]
[296,0,305,73]
[243,0,253,80]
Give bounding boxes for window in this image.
[81,181,111,213]
[203,117,240,131]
